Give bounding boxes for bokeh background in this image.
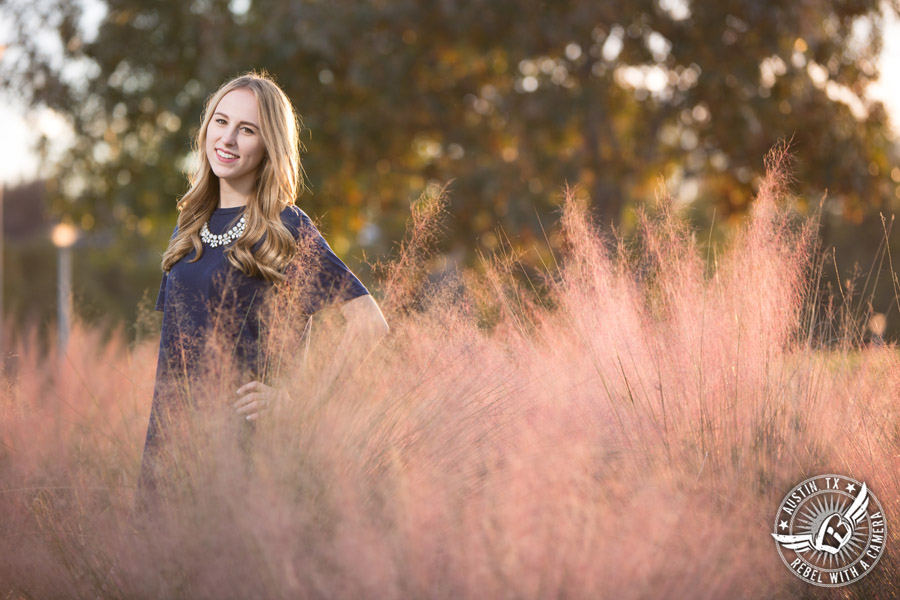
[4,4,900,597]
[2,0,900,345]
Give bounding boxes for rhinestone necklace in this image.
[200,214,246,248]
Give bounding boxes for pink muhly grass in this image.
[1,152,899,598]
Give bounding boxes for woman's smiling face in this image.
[205,88,266,190]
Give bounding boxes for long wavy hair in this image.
[161,71,308,282]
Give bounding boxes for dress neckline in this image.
[213,206,245,215]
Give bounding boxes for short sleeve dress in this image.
[134,204,369,513]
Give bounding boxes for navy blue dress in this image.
[135,204,369,513]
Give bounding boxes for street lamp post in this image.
[51,223,78,358]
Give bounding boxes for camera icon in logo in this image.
[815,512,853,555]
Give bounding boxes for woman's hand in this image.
[234,381,287,421]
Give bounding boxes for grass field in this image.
[2,158,898,598]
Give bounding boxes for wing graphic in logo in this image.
[772,483,869,555]
[771,531,815,553]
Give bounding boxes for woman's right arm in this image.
[155,224,179,312]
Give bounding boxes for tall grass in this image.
[2,154,899,599]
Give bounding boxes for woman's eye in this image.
[215,118,227,125]
[242,127,255,134]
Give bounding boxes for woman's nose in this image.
[222,127,238,145]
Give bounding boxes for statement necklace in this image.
[200,215,246,248]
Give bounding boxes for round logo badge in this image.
[772,474,886,587]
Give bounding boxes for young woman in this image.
[134,72,389,513]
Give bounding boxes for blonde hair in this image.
[162,71,309,282]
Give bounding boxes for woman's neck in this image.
[218,178,253,209]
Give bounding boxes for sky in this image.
[1,10,900,187]
[869,9,900,133]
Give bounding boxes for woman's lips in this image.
[215,148,239,163]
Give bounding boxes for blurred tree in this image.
[2,0,900,326]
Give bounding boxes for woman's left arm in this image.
[328,293,390,378]
[338,293,390,345]
[234,294,388,420]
